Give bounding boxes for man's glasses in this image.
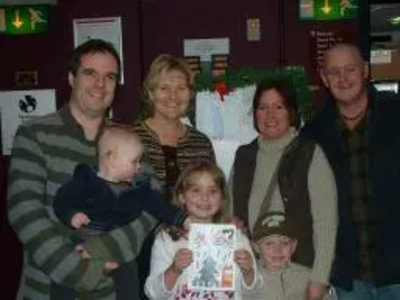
[323,64,362,80]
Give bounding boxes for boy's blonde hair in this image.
[98,124,141,161]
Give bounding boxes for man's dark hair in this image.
[68,39,121,79]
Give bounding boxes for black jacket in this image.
[231,136,316,268]
[53,163,187,236]
[301,86,400,289]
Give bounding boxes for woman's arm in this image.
[307,145,338,285]
[204,136,216,163]
[226,166,235,215]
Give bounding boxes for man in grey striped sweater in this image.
[7,39,157,299]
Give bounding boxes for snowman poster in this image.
[0,89,56,155]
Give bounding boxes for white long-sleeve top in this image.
[145,229,261,300]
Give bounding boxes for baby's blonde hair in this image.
[98,124,142,162]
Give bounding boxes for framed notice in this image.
[308,25,355,82]
[0,89,56,155]
[211,54,229,77]
[73,17,124,84]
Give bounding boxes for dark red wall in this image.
[0,0,142,123]
[0,1,364,298]
[0,0,362,120]
[140,0,282,71]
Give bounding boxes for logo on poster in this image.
[19,95,37,113]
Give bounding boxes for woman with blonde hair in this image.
[134,54,215,298]
[134,54,215,199]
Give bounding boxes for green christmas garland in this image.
[195,65,313,121]
[139,66,313,122]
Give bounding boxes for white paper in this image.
[73,17,124,84]
[184,38,230,61]
[0,89,56,155]
[188,224,236,291]
[195,85,258,142]
[211,139,243,179]
[370,50,392,64]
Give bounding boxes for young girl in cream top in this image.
[145,160,261,300]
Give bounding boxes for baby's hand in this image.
[170,248,192,274]
[75,244,119,284]
[71,212,90,229]
[234,249,254,274]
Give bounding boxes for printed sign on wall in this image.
[0,89,56,155]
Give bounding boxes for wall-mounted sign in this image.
[370,50,392,65]
[299,0,358,21]
[308,26,354,82]
[73,17,124,84]
[15,70,39,86]
[184,38,230,76]
[0,5,49,34]
[0,89,56,155]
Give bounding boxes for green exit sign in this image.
[299,0,358,21]
[0,5,49,35]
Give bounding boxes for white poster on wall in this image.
[0,89,56,155]
[73,17,124,84]
[184,38,230,61]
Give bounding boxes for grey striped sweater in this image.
[7,105,156,299]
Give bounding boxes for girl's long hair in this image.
[166,160,230,240]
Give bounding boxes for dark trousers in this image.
[51,260,140,300]
[137,229,157,300]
